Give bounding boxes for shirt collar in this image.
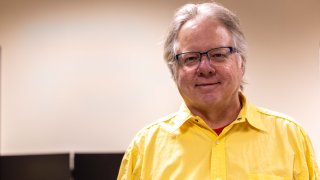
[169,104,193,133]
[237,93,267,132]
[170,92,268,132]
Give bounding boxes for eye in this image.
[180,53,200,66]
[208,51,228,61]
[211,53,227,59]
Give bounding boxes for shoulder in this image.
[140,113,178,132]
[247,104,315,154]
[132,113,178,141]
[256,106,295,123]
[254,105,306,134]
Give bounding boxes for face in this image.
[174,17,244,110]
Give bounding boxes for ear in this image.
[171,63,179,83]
[241,62,245,76]
[239,55,245,75]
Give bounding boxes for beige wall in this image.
[0,0,319,161]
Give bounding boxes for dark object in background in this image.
[0,153,70,180]
[73,153,124,180]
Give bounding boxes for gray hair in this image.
[163,2,247,89]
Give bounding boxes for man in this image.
[118,2,319,179]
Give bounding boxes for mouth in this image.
[195,82,221,87]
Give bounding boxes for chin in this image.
[196,95,220,104]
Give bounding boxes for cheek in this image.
[176,69,194,88]
[218,63,243,81]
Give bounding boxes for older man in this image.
[118,2,319,179]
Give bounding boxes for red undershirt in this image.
[213,120,236,135]
[213,126,225,135]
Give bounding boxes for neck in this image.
[187,95,242,129]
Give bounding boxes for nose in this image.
[196,54,215,77]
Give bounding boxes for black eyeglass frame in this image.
[174,46,238,62]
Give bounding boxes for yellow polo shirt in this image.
[118,95,319,179]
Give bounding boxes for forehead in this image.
[175,17,233,53]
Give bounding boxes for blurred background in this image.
[0,0,319,163]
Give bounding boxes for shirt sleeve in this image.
[117,140,138,180]
[304,133,319,179]
[294,127,320,179]
[117,131,145,180]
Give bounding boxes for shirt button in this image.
[195,119,199,122]
[215,140,220,145]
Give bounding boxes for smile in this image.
[195,82,221,87]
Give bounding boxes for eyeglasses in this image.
[175,46,237,68]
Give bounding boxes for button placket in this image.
[211,137,226,179]
[215,140,220,145]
